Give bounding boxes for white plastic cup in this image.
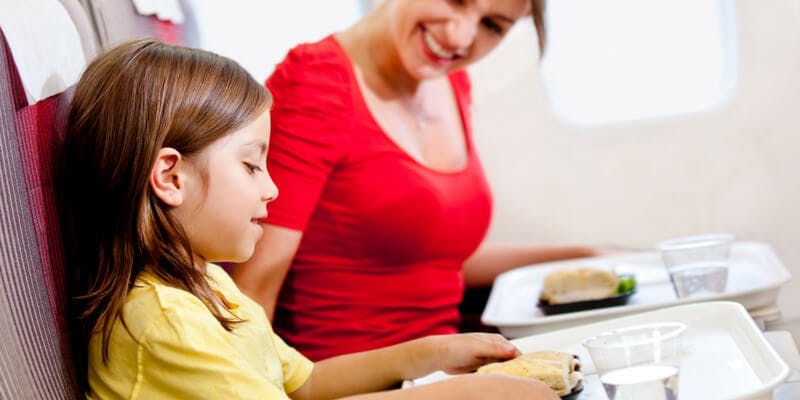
[657,234,734,298]
[582,322,687,400]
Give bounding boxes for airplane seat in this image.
[59,0,100,62]
[0,0,98,397]
[85,0,201,49]
[0,31,80,400]
[0,0,200,396]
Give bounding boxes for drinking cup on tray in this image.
[582,322,686,400]
[657,233,734,298]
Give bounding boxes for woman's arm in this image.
[232,223,303,319]
[462,243,598,287]
[290,333,558,400]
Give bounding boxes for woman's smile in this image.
[420,26,462,67]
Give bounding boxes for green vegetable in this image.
[616,275,637,294]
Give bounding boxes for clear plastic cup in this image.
[657,234,734,298]
[582,322,687,400]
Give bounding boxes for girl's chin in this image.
[234,249,256,263]
[216,248,256,265]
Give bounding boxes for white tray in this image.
[408,302,790,400]
[482,241,791,338]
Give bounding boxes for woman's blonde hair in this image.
[55,39,270,390]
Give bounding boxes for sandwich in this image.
[539,267,619,304]
[476,350,583,396]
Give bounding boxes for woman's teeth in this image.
[423,30,455,60]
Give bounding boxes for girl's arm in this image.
[232,223,302,319]
[462,243,599,287]
[338,374,560,400]
[290,333,557,400]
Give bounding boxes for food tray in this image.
[406,302,790,400]
[481,241,791,337]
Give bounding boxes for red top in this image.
[265,36,492,361]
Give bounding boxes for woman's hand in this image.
[423,333,520,374]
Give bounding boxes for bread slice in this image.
[476,351,582,395]
[540,267,618,304]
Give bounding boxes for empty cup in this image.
[582,322,687,400]
[657,234,734,298]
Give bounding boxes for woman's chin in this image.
[410,63,450,80]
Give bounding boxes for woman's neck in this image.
[342,4,420,98]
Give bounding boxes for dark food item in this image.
[538,290,636,315]
[561,380,584,400]
[538,274,637,315]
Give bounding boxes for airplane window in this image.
[539,0,739,126]
[186,0,369,83]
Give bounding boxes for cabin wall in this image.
[469,0,800,334]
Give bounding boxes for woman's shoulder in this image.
[283,35,346,64]
[266,35,356,136]
[268,35,352,91]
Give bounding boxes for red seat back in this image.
[0,1,199,397]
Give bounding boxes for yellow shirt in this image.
[87,264,313,399]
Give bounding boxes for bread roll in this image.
[476,350,582,395]
[540,267,618,304]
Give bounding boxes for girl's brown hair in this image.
[531,0,547,54]
[55,39,270,389]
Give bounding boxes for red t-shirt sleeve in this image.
[265,39,353,231]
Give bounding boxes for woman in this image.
[234,0,597,361]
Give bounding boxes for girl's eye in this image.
[482,18,505,35]
[450,0,466,6]
[244,162,263,174]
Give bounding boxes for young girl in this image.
[55,39,558,399]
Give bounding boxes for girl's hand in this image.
[417,374,560,400]
[428,333,520,374]
[471,374,560,400]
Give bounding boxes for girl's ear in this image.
[149,147,185,207]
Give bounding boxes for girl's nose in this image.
[262,175,278,203]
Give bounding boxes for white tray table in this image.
[482,242,791,337]
[409,302,790,400]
